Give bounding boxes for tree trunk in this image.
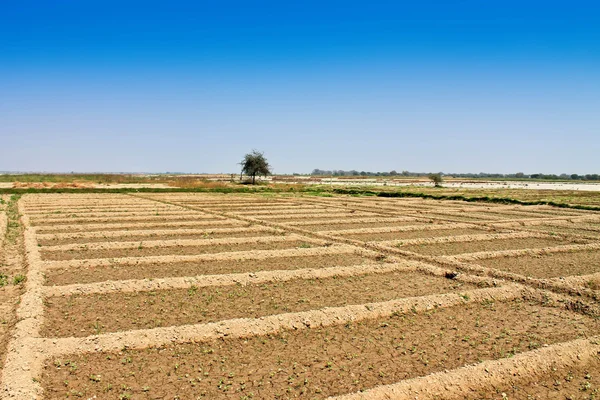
[252,174,256,184]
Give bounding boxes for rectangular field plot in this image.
[307,199,535,218]
[294,220,430,232]
[29,214,218,226]
[476,249,600,279]
[398,236,582,257]
[337,227,492,242]
[258,212,381,222]
[41,299,600,399]
[143,195,295,208]
[410,211,513,222]
[466,352,600,400]
[44,249,372,285]
[522,223,600,238]
[305,196,472,210]
[41,271,477,337]
[478,208,587,220]
[34,218,239,234]
[229,206,335,215]
[11,193,600,400]
[40,237,319,261]
[25,207,186,215]
[35,226,278,246]
[28,209,195,217]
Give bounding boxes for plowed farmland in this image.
[2,192,600,399]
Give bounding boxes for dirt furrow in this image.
[41,238,323,261]
[24,204,183,212]
[39,287,600,399]
[400,237,584,257]
[29,211,206,221]
[379,231,552,247]
[40,233,309,253]
[34,218,236,234]
[448,242,600,262]
[42,244,362,269]
[42,257,497,297]
[43,284,526,355]
[42,269,480,337]
[319,222,483,236]
[42,261,415,296]
[258,211,378,220]
[24,205,185,214]
[476,249,600,279]
[29,213,215,226]
[285,216,422,226]
[0,202,45,398]
[45,251,375,286]
[36,226,280,246]
[331,336,600,400]
[0,212,6,249]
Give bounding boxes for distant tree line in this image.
[311,169,408,177]
[311,169,600,181]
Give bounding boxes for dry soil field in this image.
[1,193,600,399]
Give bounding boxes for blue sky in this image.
[1,1,599,174]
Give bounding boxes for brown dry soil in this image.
[231,207,330,215]
[29,215,214,227]
[34,220,239,234]
[0,286,23,373]
[262,214,377,223]
[44,253,371,285]
[40,240,314,261]
[477,250,600,279]
[41,271,477,337]
[523,224,600,238]
[470,210,549,219]
[37,230,280,246]
[211,204,310,210]
[454,210,567,221]
[341,228,491,242]
[412,212,498,222]
[468,353,600,399]
[25,207,181,214]
[42,300,600,399]
[400,237,581,257]
[178,201,286,207]
[30,212,194,219]
[300,221,430,232]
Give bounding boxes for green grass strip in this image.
[330,188,600,212]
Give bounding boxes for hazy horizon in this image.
[1,169,599,178]
[2,1,599,174]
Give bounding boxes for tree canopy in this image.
[240,150,271,184]
[428,173,443,187]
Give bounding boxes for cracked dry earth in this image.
[1,192,600,399]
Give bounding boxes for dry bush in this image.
[167,177,231,189]
[12,182,45,189]
[12,181,94,189]
[269,183,306,192]
[52,182,93,189]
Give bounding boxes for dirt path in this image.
[0,196,28,397]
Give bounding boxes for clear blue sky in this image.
[1,1,599,174]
